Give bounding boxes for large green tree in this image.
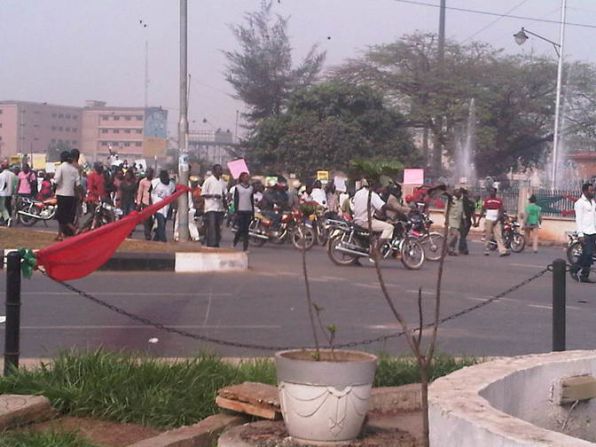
[224,0,325,125]
[247,81,420,176]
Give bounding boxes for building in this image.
[81,100,168,162]
[187,128,238,166]
[0,99,168,165]
[0,100,82,160]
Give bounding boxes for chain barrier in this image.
[43,265,551,351]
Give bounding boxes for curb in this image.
[1,248,249,273]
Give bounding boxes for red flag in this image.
[36,185,189,281]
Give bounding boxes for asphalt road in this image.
[0,227,595,359]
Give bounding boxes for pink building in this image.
[0,101,81,159]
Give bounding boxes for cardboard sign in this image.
[403,169,425,185]
[227,158,249,179]
[334,175,347,192]
[316,170,329,181]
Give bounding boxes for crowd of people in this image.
[0,152,594,282]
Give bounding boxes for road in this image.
[0,228,594,358]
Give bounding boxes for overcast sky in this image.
[2,0,595,136]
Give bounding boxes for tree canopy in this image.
[223,0,325,125]
[246,81,420,177]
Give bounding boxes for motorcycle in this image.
[239,208,316,250]
[566,232,596,265]
[79,200,123,233]
[487,213,525,253]
[17,196,58,226]
[327,218,425,270]
[407,209,445,261]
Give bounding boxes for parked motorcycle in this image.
[407,209,445,261]
[78,200,123,233]
[240,208,316,250]
[17,196,57,226]
[327,219,425,269]
[487,213,525,253]
[566,232,596,265]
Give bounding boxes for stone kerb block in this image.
[0,394,54,430]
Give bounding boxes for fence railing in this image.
[533,189,578,218]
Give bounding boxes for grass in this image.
[0,350,475,429]
[0,430,97,447]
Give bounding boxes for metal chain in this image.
[43,265,551,351]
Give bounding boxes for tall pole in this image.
[144,40,149,109]
[551,0,566,190]
[178,0,190,241]
[432,0,446,178]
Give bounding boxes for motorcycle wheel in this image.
[18,206,39,227]
[422,232,444,261]
[249,222,267,247]
[510,232,526,253]
[327,235,358,266]
[567,242,582,265]
[291,225,315,251]
[400,237,425,270]
[316,221,328,246]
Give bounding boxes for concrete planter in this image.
[275,349,377,443]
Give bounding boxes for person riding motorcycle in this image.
[384,183,410,223]
[258,181,290,226]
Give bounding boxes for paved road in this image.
[0,228,594,358]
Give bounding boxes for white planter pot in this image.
[275,349,378,443]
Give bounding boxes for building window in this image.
[101,129,108,134]
[0,109,3,114]
[65,114,71,119]
[51,139,56,143]
[124,129,131,134]
[102,115,110,120]
[136,115,143,120]
[51,126,56,130]
[58,127,63,131]
[124,142,130,147]
[65,127,70,132]
[0,123,2,128]
[73,128,77,132]
[114,129,120,134]
[114,116,120,121]
[136,129,142,134]
[135,142,142,147]
[58,114,63,118]
[71,140,77,145]
[51,113,56,118]
[124,115,131,120]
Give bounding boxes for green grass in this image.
[0,349,474,429]
[0,431,97,447]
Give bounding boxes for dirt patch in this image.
[23,416,160,447]
[0,227,234,253]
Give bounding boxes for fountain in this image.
[453,98,477,186]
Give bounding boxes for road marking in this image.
[528,304,552,310]
[509,263,547,269]
[20,324,281,330]
[354,283,381,289]
[202,286,213,327]
[4,292,233,297]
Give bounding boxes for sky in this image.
[2,0,596,138]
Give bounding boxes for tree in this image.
[223,0,325,125]
[247,81,420,176]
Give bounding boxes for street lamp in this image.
[513,0,567,189]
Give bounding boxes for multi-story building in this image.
[0,100,168,165]
[0,100,82,160]
[188,128,238,166]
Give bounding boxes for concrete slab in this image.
[0,394,55,430]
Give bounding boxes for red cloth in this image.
[36,184,188,281]
[86,171,106,203]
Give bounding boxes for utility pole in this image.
[432,0,446,179]
[145,40,149,109]
[177,0,190,241]
[551,0,567,190]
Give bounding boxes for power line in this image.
[461,0,530,43]
[394,0,596,30]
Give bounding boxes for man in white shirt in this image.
[352,181,393,252]
[0,164,12,226]
[151,170,176,242]
[202,164,227,247]
[571,183,596,283]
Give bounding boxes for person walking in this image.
[447,187,464,256]
[202,164,227,247]
[136,168,154,240]
[119,170,138,217]
[17,164,36,198]
[232,172,254,251]
[54,151,80,240]
[570,183,596,283]
[151,170,175,242]
[481,187,509,257]
[0,164,12,226]
[524,194,542,254]
[458,188,475,255]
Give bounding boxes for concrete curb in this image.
[127,414,247,447]
[1,248,249,273]
[0,395,55,430]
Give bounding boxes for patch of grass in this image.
[0,430,97,447]
[0,350,275,429]
[0,350,475,429]
[374,354,478,387]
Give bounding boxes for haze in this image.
[2,0,595,136]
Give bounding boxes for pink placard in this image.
[403,168,424,185]
[227,158,249,179]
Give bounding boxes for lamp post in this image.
[178,0,190,241]
[513,0,567,189]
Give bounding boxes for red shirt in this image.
[483,196,503,221]
[86,171,106,203]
